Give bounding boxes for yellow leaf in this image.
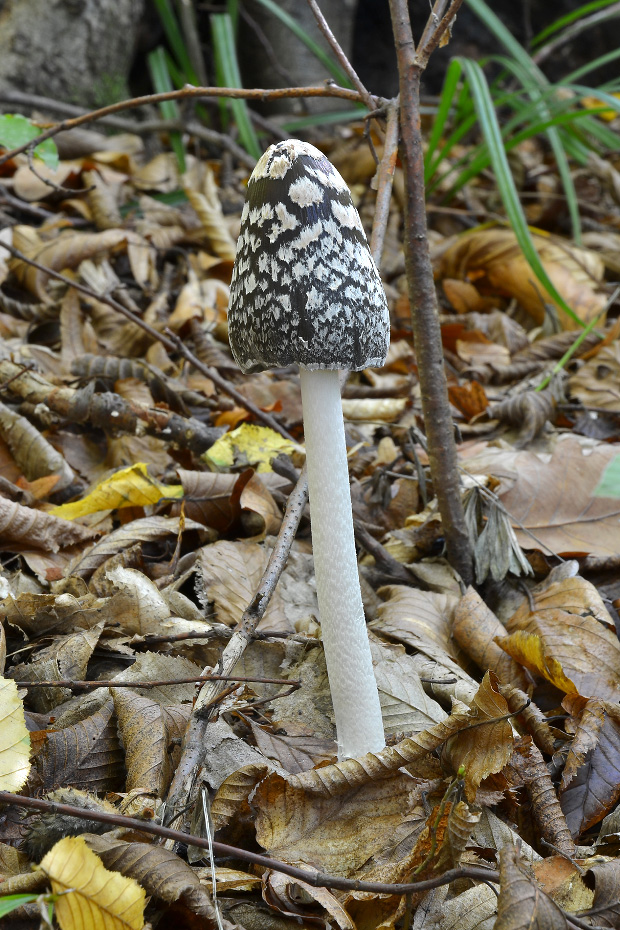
[496,630,578,694]
[41,836,145,930]
[205,423,299,473]
[581,92,620,121]
[51,463,183,520]
[0,677,30,792]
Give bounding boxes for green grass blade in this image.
[532,0,620,48]
[425,59,463,182]
[459,58,584,328]
[538,305,607,391]
[152,0,199,84]
[0,894,41,918]
[211,13,261,160]
[147,47,186,172]
[564,46,620,83]
[251,0,353,87]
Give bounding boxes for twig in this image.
[388,0,474,585]
[305,0,375,110]
[0,791,500,895]
[0,241,295,442]
[0,84,369,166]
[14,674,301,691]
[369,101,400,267]
[416,0,466,69]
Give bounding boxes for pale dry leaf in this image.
[197,539,292,633]
[0,497,98,552]
[112,688,171,798]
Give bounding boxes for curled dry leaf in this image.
[40,835,145,930]
[0,400,75,490]
[560,695,620,838]
[0,497,98,552]
[10,227,134,302]
[487,390,554,447]
[453,587,529,689]
[211,763,271,833]
[437,226,606,329]
[83,833,225,923]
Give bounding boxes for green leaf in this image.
[152,0,200,84]
[458,58,584,329]
[532,0,620,47]
[594,455,620,498]
[0,114,58,170]
[211,13,261,160]
[0,893,40,918]
[147,46,186,172]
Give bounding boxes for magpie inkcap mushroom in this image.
[228,139,389,758]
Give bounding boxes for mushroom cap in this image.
[228,139,390,373]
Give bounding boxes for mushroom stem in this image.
[299,368,385,759]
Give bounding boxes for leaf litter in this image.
[0,118,619,930]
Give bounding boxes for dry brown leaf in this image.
[35,699,125,793]
[442,672,514,802]
[196,539,292,633]
[254,768,431,875]
[560,695,620,837]
[211,763,271,832]
[83,833,223,922]
[495,844,569,930]
[505,572,620,702]
[112,688,171,798]
[469,436,620,557]
[453,587,529,689]
[568,342,620,411]
[437,226,606,329]
[10,227,132,301]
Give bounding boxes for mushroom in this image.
[228,139,389,759]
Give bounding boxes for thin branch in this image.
[369,101,400,266]
[0,83,368,166]
[0,241,295,443]
[14,674,301,691]
[0,89,258,169]
[389,0,474,584]
[416,0,466,69]
[306,0,375,109]
[0,790,500,895]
